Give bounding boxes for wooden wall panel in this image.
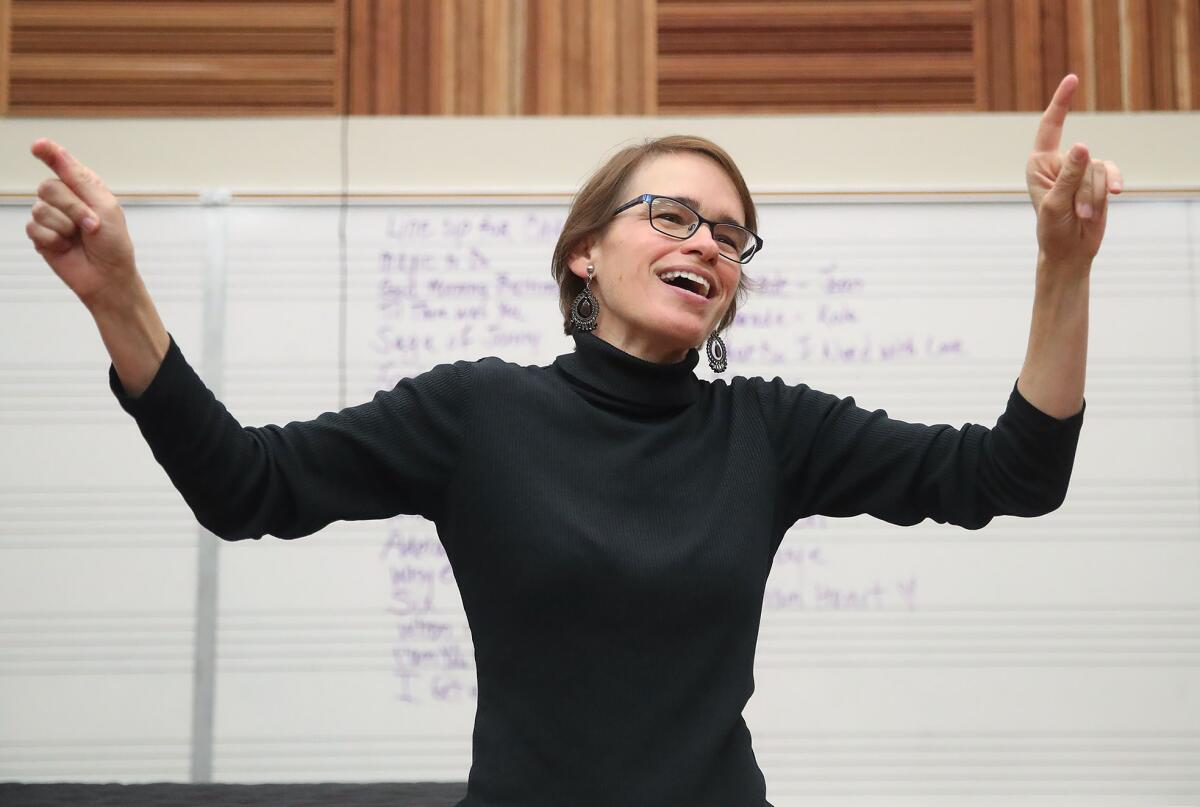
[375,0,402,114]
[1093,0,1124,108]
[1185,0,1200,109]
[405,0,431,112]
[525,0,561,112]
[0,0,11,114]
[589,0,617,114]
[1149,0,1176,108]
[457,0,482,113]
[346,0,651,115]
[480,0,507,114]
[2,0,1196,116]
[1065,0,1093,108]
[976,0,1200,111]
[658,0,977,113]
[7,0,342,115]
[978,0,1013,108]
[521,0,654,114]
[1124,0,1153,108]
[347,0,372,113]
[1040,0,1067,102]
[658,0,1199,113]
[561,0,588,113]
[1011,0,1043,109]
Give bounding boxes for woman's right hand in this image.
[26,138,139,313]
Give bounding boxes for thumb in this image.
[1044,144,1089,212]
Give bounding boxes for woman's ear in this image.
[567,236,596,281]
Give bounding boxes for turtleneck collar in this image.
[553,331,701,409]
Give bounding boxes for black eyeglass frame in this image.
[611,193,764,264]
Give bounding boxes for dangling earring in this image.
[706,331,727,373]
[571,263,599,332]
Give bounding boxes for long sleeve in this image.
[755,377,1085,531]
[110,334,475,540]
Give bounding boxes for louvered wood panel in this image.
[1040,0,1067,102]
[1092,0,1123,108]
[519,0,654,114]
[1,0,11,114]
[429,0,449,111]
[971,0,989,109]
[617,0,647,113]
[525,0,562,112]
[1123,0,1153,108]
[3,0,1196,116]
[1011,0,1043,109]
[347,0,610,115]
[1150,0,1176,109]
[346,0,371,112]
[976,0,1200,112]
[655,0,1200,114]
[7,0,343,115]
[374,0,403,114]
[978,0,1014,108]
[405,0,431,113]
[482,0,511,115]
[1065,0,1093,108]
[457,0,483,113]
[588,0,615,113]
[1185,0,1200,109]
[561,0,587,113]
[658,0,977,113]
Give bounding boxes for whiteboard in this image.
[1,195,1198,805]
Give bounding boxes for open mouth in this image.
[657,270,712,299]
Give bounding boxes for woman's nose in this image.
[684,223,721,260]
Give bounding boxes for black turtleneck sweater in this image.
[111,331,1085,806]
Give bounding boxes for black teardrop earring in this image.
[706,331,727,373]
[571,264,599,332]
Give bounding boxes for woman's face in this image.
[569,152,746,364]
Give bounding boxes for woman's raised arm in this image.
[25,139,476,541]
[26,138,170,398]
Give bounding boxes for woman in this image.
[25,75,1119,806]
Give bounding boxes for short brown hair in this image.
[551,135,757,336]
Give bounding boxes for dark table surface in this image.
[0,782,468,806]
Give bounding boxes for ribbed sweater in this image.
[111,330,1085,806]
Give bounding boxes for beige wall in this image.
[0,114,1197,197]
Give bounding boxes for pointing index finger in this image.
[30,138,108,208]
[1033,74,1079,154]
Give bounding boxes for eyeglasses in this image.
[612,194,764,264]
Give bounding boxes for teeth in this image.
[658,270,710,298]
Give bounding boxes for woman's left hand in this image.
[1026,74,1124,274]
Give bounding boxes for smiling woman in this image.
[550,135,760,365]
[24,99,1100,805]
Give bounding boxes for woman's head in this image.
[551,135,758,363]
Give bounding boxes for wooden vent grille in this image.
[3,0,1196,116]
[7,0,344,115]
[658,0,976,113]
[345,0,656,115]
